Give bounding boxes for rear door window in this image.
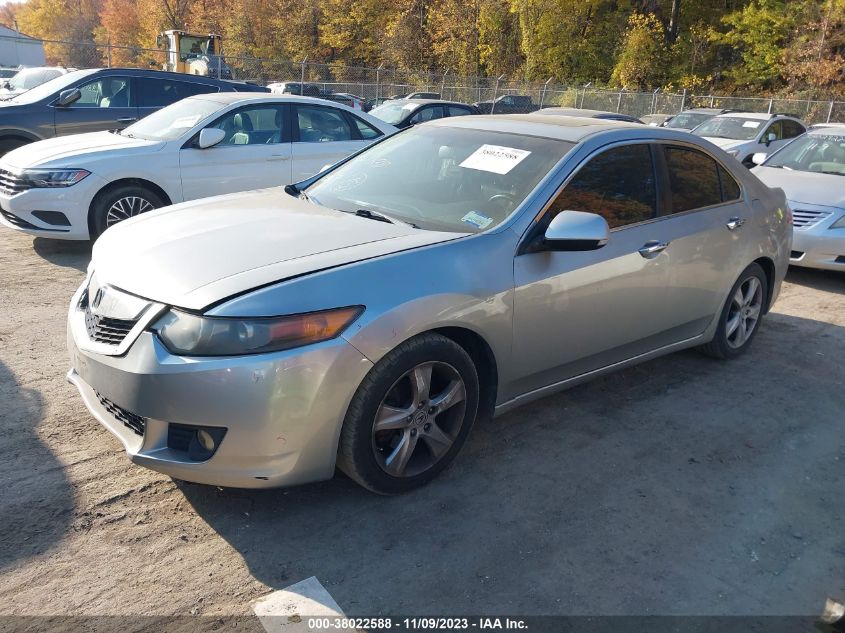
[74,76,132,108]
[137,78,219,108]
[295,105,355,142]
[662,146,724,213]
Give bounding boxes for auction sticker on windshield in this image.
[460,144,531,175]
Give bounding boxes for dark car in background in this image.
[474,94,536,114]
[369,99,478,129]
[0,67,269,154]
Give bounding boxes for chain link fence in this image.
[6,33,845,124]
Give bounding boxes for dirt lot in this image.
[1,229,844,621]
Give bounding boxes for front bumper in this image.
[67,285,374,489]
[0,173,107,240]
[789,209,845,271]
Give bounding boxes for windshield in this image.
[120,97,223,141]
[305,126,573,233]
[8,69,97,104]
[369,101,418,124]
[693,116,763,141]
[8,68,56,91]
[765,133,845,174]
[666,112,712,130]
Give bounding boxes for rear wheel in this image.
[91,184,165,239]
[337,333,479,494]
[700,263,768,359]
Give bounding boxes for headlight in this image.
[152,306,363,356]
[830,215,845,229]
[19,168,90,188]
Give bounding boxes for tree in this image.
[611,12,669,89]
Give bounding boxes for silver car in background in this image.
[67,115,791,494]
[752,126,845,271]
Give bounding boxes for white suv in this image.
[692,112,806,167]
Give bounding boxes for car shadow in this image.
[179,311,845,615]
[786,266,845,294]
[0,360,73,570]
[32,238,91,272]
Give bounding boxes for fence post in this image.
[539,77,552,108]
[106,37,111,68]
[767,98,773,114]
[490,73,505,114]
[651,88,660,114]
[579,82,592,109]
[828,100,835,123]
[440,69,448,99]
[680,88,686,112]
[217,52,222,79]
[300,56,307,87]
[375,62,384,101]
[616,89,623,113]
[709,95,715,107]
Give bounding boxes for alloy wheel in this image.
[371,361,467,478]
[725,276,763,349]
[105,196,155,227]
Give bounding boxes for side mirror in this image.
[764,132,777,146]
[541,210,610,251]
[56,88,81,107]
[751,152,768,166]
[319,163,332,173]
[197,127,226,149]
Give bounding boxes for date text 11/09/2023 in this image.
[305,617,529,630]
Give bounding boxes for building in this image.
[0,25,46,69]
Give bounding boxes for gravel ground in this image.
[0,230,843,621]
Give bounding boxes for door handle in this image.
[726,217,746,230]
[116,117,137,124]
[267,154,290,161]
[638,240,669,259]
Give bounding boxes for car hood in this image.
[1,131,164,169]
[701,137,747,150]
[92,188,468,310]
[752,165,845,209]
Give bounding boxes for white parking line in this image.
[254,576,354,633]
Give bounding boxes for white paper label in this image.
[742,121,761,128]
[459,144,531,175]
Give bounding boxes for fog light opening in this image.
[167,423,227,461]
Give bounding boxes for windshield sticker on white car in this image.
[459,145,531,175]
[171,115,204,128]
[742,121,761,128]
[461,211,494,229]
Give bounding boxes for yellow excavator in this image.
[156,30,233,80]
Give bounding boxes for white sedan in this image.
[0,93,396,240]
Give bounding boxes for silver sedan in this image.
[752,126,845,271]
[67,115,791,494]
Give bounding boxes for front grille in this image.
[79,289,137,346]
[0,207,37,229]
[792,209,832,229]
[0,168,31,196]
[96,392,146,436]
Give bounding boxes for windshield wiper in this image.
[352,209,395,224]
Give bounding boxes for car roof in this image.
[427,113,649,142]
[684,107,730,114]
[191,92,362,106]
[82,67,261,87]
[808,124,845,134]
[393,98,473,107]
[712,111,774,120]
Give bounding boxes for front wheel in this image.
[90,184,165,239]
[337,333,480,494]
[700,263,768,359]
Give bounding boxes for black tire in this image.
[90,184,166,239]
[0,137,29,157]
[337,333,480,495]
[700,263,768,359]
